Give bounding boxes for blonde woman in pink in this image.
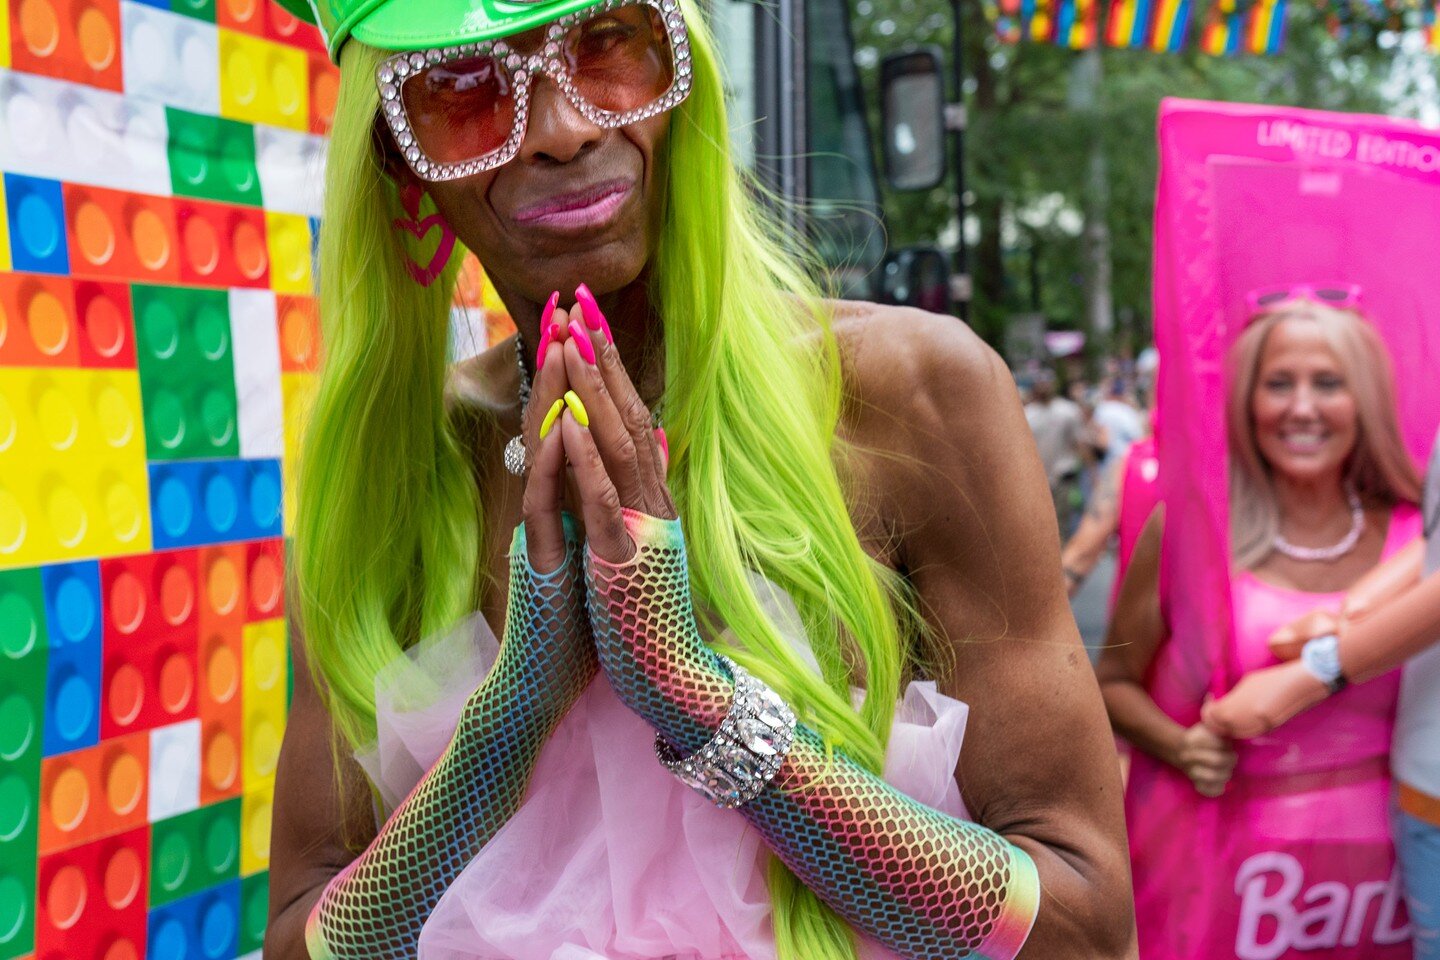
[1098,292,1423,959]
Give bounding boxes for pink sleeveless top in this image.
[1227,504,1420,784]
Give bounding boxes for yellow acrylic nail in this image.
[539,398,565,438]
[563,390,589,427]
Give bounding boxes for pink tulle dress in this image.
[354,574,974,960]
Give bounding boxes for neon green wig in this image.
[294,7,926,957]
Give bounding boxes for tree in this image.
[852,0,1439,353]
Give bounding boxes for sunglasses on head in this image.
[1245,283,1363,318]
[376,0,692,182]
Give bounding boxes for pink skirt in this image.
[354,580,973,960]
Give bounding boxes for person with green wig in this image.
[264,0,1136,955]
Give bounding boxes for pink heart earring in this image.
[393,183,457,287]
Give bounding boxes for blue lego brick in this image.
[149,460,283,550]
[5,174,70,276]
[147,879,241,960]
[39,562,101,755]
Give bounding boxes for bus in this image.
[708,0,956,310]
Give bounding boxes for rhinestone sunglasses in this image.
[376,0,692,182]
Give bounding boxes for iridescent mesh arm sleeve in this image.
[586,509,1040,960]
[305,516,595,960]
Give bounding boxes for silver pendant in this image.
[503,435,529,476]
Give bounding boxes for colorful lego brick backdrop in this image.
[0,4,511,957]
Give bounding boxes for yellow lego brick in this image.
[242,618,288,790]
[266,211,314,295]
[0,0,9,71]
[280,372,314,536]
[219,30,310,132]
[241,779,275,876]
[0,369,151,570]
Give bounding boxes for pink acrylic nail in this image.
[541,290,560,327]
[536,291,560,370]
[575,283,613,344]
[573,329,597,365]
[655,427,669,467]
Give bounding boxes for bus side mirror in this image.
[879,47,947,192]
[880,246,951,313]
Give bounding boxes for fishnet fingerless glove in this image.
[306,517,594,960]
[585,509,1040,960]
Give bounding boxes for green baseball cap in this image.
[277,0,608,63]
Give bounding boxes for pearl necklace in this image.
[1272,486,1366,562]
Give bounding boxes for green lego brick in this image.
[0,858,36,960]
[150,799,241,906]
[133,285,241,462]
[0,568,46,886]
[167,109,263,207]
[170,0,216,24]
[239,871,269,954]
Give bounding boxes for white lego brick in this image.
[149,719,201,822]
[230,288,285,459]
[122,1,220,115]
[0,67,171,196]
[254,124,327,218]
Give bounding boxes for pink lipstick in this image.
[512,180,634,231]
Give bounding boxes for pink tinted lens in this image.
[564,4,675,114]
[403,54,517,164]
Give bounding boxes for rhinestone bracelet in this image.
[654,655,797,809]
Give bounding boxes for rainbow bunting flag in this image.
[1201,0,1247,53]
[1025,0,1060,42]
[994,0,1060,43]
[995,0,1025,43]
[1424,0,1440,49]
[1149,0,1194,49]
[1055,0,1103,46]
[1201,0,1286,55]
[1245,0,1286,53]
[1106,0,1157,46]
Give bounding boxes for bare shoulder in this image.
[828,300,1017,459]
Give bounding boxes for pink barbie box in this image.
[1141,98,1440,960]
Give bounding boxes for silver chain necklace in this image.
[1272,486,1366,562]
[503,335,662,476]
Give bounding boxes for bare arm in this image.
[1094,509,1236,796]
[1060,454,1124,593]
[1341,562,1440,683]
[865,314,1136,959]
[1093,509,1179,765]
[266,630,381,960]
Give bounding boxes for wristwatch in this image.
[1299,634,1348,694]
